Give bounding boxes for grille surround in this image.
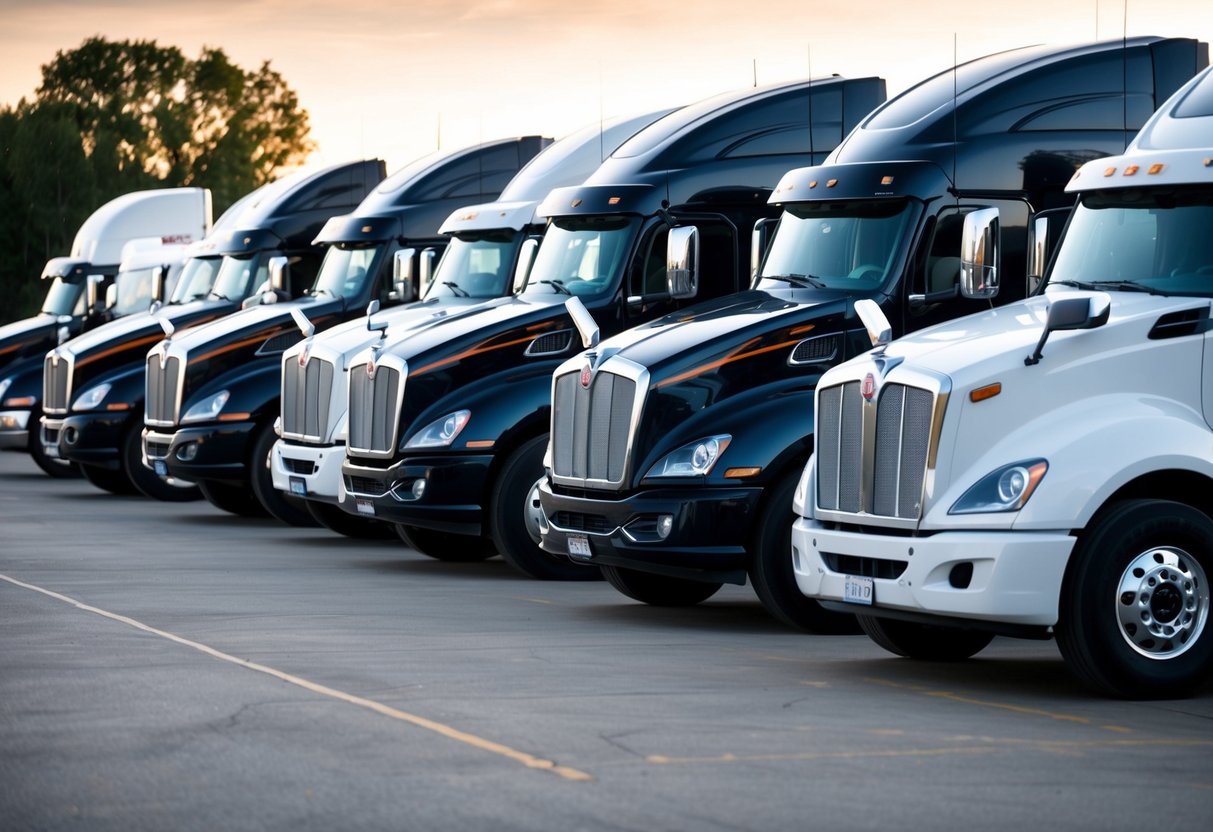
[814,364,949,528]
[346,350,406,458]
[42,349,74,416]
[280,345,336,444]
[145,346,186,427]
[548,355,649,492]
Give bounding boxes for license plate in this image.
[843,574,874,606]
[153,460,167,477]
[355,498,375,516]
[289,476,307,497]
[567,534,592,560]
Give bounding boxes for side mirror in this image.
[853,298,892,351]
[1026,207,1070,295]
[750,217,779,282]
[152,264,169,303]
[419,248,438,294]
[390,248,416,304]
[290,307,314,339]
[1024,293,1110,366]
[366,299,388,337]
[960,207,999,299]
[86,274,107,313]
[566,296,599,350]
[666,226,699,300]
[103,283,117,310]
[512,238,540,294]
[269,256,290,294]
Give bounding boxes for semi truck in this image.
[535,37,1209,628]
[41,162,383,499]
[0,187,212,477]
[337,76,887,577]
[271,113,671,538]
[141,139,550,523]
[792,64,1213,699]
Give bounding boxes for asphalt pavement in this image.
[2,449,1211,831]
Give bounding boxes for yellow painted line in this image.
[865,677,1093,726]
[647,746,999,765]
[0,573,592,782]
[1102,725,1134,734]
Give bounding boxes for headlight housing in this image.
[404,409,470,449]
[181,390,230,424]
[645,435,731,478]
[72,382,112,411]
[949,459,1048,515]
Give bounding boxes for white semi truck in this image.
[790,65,1213,699]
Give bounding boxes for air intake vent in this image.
[1148,308,1211,340]
[790,333,840,365]
[257,330,304,356]
[525,329,574,357]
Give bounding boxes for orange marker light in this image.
[608,197,621,205]
[969,383,1002,403]
[880,176,894,186]
[1103,167,1117,177]
[724,467,762,479]
[1123,165,1139,176]
[808,180,818,189]
[1148,163,1165,175]
[826,179,838,188]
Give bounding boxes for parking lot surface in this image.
[2,451,1211,831]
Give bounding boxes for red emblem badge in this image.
[861,373,876,401]
[366,357,375,378]
[579,363,592,389]
[297,344,309,367]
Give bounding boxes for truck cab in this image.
[337,77,887,577]
[792,64,1213,699]
[535,36,1209,628]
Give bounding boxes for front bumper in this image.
[272,439,345,502]
[0,409,31,449]
[49,411,133,468]
[791,517,1076,627]
[142,420,257,485]
[536,479,764,585]
[341,453,493,535]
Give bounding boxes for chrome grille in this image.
[551,369,637,488]
[348,361,402,456]
[282,355,334,442]
[145,353,182,426]
[42,352,73,415]
[816,379,934,521]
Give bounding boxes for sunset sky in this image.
[0,0,1209,174]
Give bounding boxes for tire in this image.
[1055,499,1213,699]
[395,524,496,561]
[602,565,721,606]
[858,615,995,661]
[197,479,268,518]
[749,470,861,633]
[249,423,319,527]
[306,500,396,540]
[123,419,199,502]
[28,423,79,479]
[79,461,138,495]
[490,434,600,581]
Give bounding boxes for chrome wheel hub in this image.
[1116,546,1208,660]
[523,477,546,545]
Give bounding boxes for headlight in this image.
[404,409,470,449]
[72,382,112,411]
[181,390,230,424]
[645,435,731,478]
[949,459,1048,514]
[0,378,11,402]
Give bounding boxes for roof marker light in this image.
[826,179,838,188]
[808,180,818,189]
[361,225,372,233]
[1123,165,1139,176]
[571,198,582,208]
[1148,163,1165,175]
[608,197,621,205]
[880,176,894,186]
[1103,167,1117,177]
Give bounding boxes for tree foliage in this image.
[0,37,314,322]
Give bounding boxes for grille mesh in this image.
[42,354,71,415]
[551,369,636,487]
[282,356,334,440]
[348,363,400,454]
[145,354,182,424]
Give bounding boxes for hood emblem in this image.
[297,343,309,368]
[580,363,592,389]
[366,356,375,378]
[861,372,876,402]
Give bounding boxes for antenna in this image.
[1122,0,1129,146]
[807,44,815,158]
[753,58,758,88]
[952,33,959,193]
[599,62,605,162]
[436,113,442,151]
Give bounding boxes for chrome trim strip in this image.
[345,352,407,459]
[547,517,619,538]
[145,342,188,428]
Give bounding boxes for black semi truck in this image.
[336,76,887,576]
[535,36,1209,628]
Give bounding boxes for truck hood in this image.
[0,315,57,370]
[166,295,344,357]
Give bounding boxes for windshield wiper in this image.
[763,273,828,289]
[207,291,230,301]
[1052,279,1169,296]
[535,279,571,295]
[442,281,470,298]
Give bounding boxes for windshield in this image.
[169,257,223,304]
[209,254,268,302]
[111,267,159,317]
[521,216,638,298]
[40,277,85,316]
[312,244,384,300]
[425,232,520,300]
[757,199,917,291]
[1046,187,1213,298]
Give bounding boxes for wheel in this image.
[602,565,721,606]
[79,461,138,495]
[1056,499,1213,699]
[857,615,995,661]
[28,422,79,479]
[749,471,861,633]
[395,524,496,561]
[249,423,318,527]
[305,499,396,539]
[123,419,199,502]
[197,479,268,517]
[490,434,600,581]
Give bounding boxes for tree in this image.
[0,37,314,322]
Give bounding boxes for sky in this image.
[0,0,1209,174]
